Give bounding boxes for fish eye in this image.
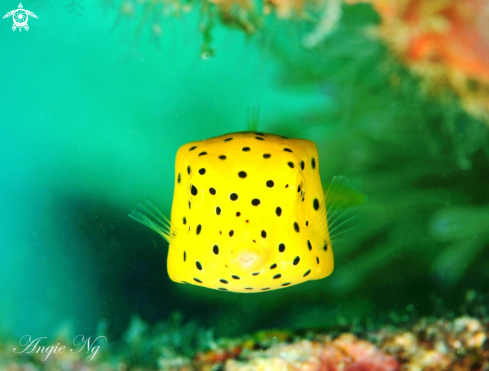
[294,171,306,197]
[187,178,205,206]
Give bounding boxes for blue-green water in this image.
[1,0,488,347]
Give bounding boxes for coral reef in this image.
[100,0,489,124]
[1,312,488,370]
[376,316,488,371]
[346,0,489,124]
[99,0,341,54]
[226,334,400,371]
[47,0,489,132]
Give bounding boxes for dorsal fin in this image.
[247,104,260,131]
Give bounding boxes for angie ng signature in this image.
[13,335,107,361]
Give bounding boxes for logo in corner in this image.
[3,3,37,32]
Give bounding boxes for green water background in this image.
[1,0,488,341]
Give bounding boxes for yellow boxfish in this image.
[130,131,335,293]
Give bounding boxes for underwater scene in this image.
[1,0,489,369]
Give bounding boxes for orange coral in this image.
[346,0,489,123]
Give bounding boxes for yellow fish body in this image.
[131,131,333,293]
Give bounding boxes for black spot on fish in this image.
[316,257,320,264]
[307,240,312,251]
[183,251,186,261]
[263,153,271,159]
[194,278,202,283]
[273,274,281,279]
[183,217,186,225]
[191,185,198,196]
[230,193,238,201]
[287,161,294,168]
[178,173,181,183]
[293,256,300,265]
[313,198,320,211]
[209,187,216,195]
[216,206,221,215]
[232,275,240,280]
[297,185,301,193]
[270,263,277,269]
[224,137,233,142]
[261,230,267,238]
[252,198,261,206]
[284,148,292,152]
[255,137,264,141]
[276,207,282,216]
[238,171,247,178]
[252,272,260,276]
[245,287,253,290]
[229,230,234,237]
[196,261,203,270]
[218,288,228,291]
[187,166,191,174]
[312,157,316,169]
[236,211,241,217]
[294,222,300,233]
[266,180,274,188]
[279,243,285,252]
[303,269,311,277]
[189,146,197,151]
[196,224,202,235]
[306,220,309,226]
[261,287,270,291]
[213,245,219,255]
[188,201,191,209]
[242,147,250,152]
[300,161,305,170]
[199,151,207,156]
[199,168,206,175]
[282,282,291,287]
[255,132,265,136]
[219,155,227,160]
[323,243,328,251]
[220,279,228,284]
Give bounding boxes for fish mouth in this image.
[234,251,262,270]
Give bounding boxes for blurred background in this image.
[1,0,488,349]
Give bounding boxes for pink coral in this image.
[226,335,400,371]
[332,334,400,371]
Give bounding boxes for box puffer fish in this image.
[130,132,335,293]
